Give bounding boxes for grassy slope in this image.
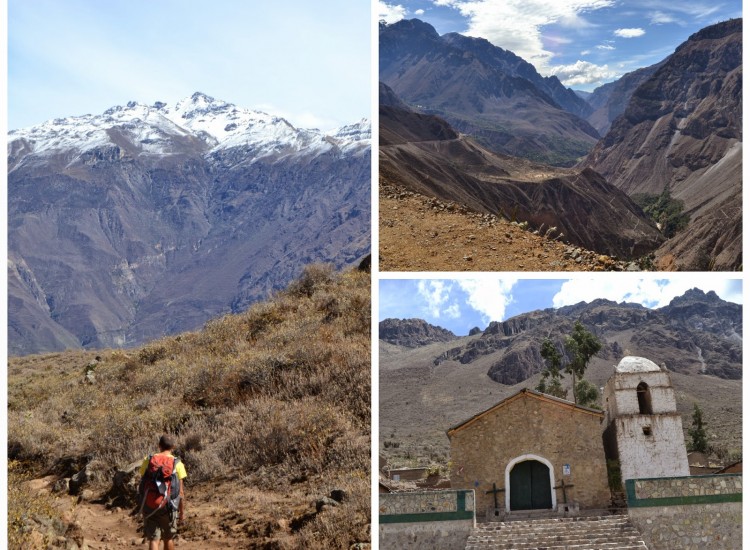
[9,264,371,549]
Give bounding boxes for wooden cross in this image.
[485,482,505,509]
[554,479,575,503]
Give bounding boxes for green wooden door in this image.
[509,460,552,510]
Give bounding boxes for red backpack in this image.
[139,454,181,515]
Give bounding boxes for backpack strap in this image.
[138,454,153,515]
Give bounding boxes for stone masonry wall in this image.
[449,393,610,517]
[627,475,742,550]
[379,490,475,550]
[629,503,742,550]
[632,474,741,499]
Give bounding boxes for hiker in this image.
[139,434,187,550]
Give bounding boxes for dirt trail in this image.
[28,476,279,549]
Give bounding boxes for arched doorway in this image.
[506,455,555,511]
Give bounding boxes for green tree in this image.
[564,321,602,405]
[633,185,690,238]
[536,339,567,399]
[688,403,708,453]
[574,379,600,409]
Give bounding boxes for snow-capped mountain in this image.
[8,94,371,355]
[9,92,370,171]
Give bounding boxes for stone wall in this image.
[379,490,475,550]
[626,475,742,550]
[630,474,741,500]
[448,391,610,517]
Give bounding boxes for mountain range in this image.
[379,18,742,270]
[8,93,370,355]
[379,82,664,259]
[380,19,599,167]
[379,289,742,465]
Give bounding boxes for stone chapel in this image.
[447,356,691,521]
[447,388,611,520]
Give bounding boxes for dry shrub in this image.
[8,461,66,549]
[284,263,335,298]
[8,264,371,548]
[295,475,371,549]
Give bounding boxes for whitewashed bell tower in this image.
[602,356,690,481]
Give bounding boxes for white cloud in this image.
[415,8,426,15]
[457,279,518,324]
[614,27,645,38]
[548,60,619,86]
[427,0,615,73]
[379,1,407,24]
[596,42,615,50]
[444,303,462,318]
[417,280,453,317]
[552,278,742,310]
[649,10,679,24]
[580,49,592,55]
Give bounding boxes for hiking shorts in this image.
[143,507,178,541]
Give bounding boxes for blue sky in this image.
[378,0,742,90]
[7,0,371,130]
[379,277,743,335]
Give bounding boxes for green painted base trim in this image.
[625,478,742,507]
[628,493,742,508]
[380,511,475,524]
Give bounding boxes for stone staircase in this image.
[465,514,648,549]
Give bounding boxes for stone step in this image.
[467,546,647,550]
[478,515,627,525]
[467,537,646,548]
[475,522,635,532]
[467,535,641,548]
[465,515,648,550]
[476,520,630,530]
[473,524,639,537]
[467,541,648,550]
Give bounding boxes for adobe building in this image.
[602,356,690,481]
[447,389,610,520]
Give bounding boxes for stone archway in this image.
[505,454,556,511]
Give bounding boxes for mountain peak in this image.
[379,318,457,348]
[667,288,722,306]
[384,18,440,38]
[191,91,215,103]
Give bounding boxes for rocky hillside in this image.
[379,318,458,348]
[8,93,371,355]
[380,19,599,166]
[586,19,742,270]
[584,61,664,135]
[379,83,664,260]
[380,288,742,468]
[379,182,647,272]
[435,289,741,383]
[9,265,371,549]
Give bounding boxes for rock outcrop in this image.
[586,19,742,270]
[379,318,458,348]
[584,61,664,135]
[415,289,742,384]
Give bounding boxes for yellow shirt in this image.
[139,453,188,480]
